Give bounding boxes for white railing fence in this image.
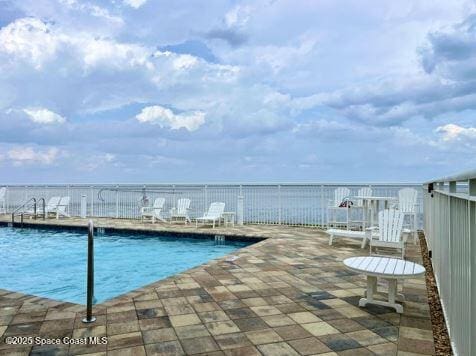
[424,170,476,356]
[0,183,422,227]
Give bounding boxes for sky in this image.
[0,0,475,184]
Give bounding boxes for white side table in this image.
[222,212,235,227]
[343,256,425,313]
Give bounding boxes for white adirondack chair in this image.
[369,209,405,259]
[349,187,372,228]
[196,202,225,228]
[397,188,418,243]
[43,196,62,217]
[141,198,166,223]
[54,196,71,219]
[170,198,191,224]
[0,187,6,214]
[327,187,351,229]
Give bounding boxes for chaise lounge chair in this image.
[0,187,6,214]
[47,196,70,219]
[196,202,225,228]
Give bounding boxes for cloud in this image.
[136,105,205,131]
[123,0,148,9]
[6,146,61,166]
[23,108,66,124]
[79,153,116,171]
[436,123,476,141]
[205,28,248,47]
[0,17,59,69]
[224,5,252,28]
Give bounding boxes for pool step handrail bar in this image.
[11,197,37,226]
[83,220,96,323]
[36,198,46,220]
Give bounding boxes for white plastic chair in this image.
[327,187,351,229]
[141,198,166,223]
[369,209,405,259]
[44,196,62,217]
[196,202,225,228]
[54,196,71,219]
[170,198,191,224]
[397,188,418,243]
[349,187,372,228]
[0,187,6,214]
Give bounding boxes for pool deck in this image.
[0,216,435,355]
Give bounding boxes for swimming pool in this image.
[0,227,251,304]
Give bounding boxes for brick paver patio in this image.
[0,217,435,355]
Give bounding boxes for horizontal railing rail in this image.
[0,183,423,228]
[424,171,476,356]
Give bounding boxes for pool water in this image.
[0,227,250,304]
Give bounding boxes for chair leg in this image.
[361,236,367,249]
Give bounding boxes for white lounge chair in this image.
[141,198,166,223]
[52,196,71,219]
[396,188,418,244]
[327,228,375,248]
[0,187,6,214]
[170,198,191,224]
[327,187,351,229]
[349,187,372,228]
[369,209,405,259]
[42,196,61,217]
[196,202,225,228]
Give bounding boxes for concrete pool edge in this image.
[0,219,269,243]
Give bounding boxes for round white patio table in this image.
[354,196,397,228]
[343,256,425,313]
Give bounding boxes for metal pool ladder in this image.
[11,197,46,226]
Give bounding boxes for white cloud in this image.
[23,108,66,124]
[0,18,59,69]
[80,153,116,171]
[123,0,148,9]
[436,123,476,141]
[172,54,198,70]
[7,147,61,166]
[225,5,252,28]
[136,105,205,132]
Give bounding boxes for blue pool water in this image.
[0,227,250,304]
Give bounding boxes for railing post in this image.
[449,181,457,193]
[237,185,244,226]
[320,185,324,227]
[115,185,119,218]
[90,186,94,217]
[469,178,476,197]
[5,186,8,214]
[173,184,176,210]
[83,220,96,323]
[81,195,87,218]
[278,185,281,225]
